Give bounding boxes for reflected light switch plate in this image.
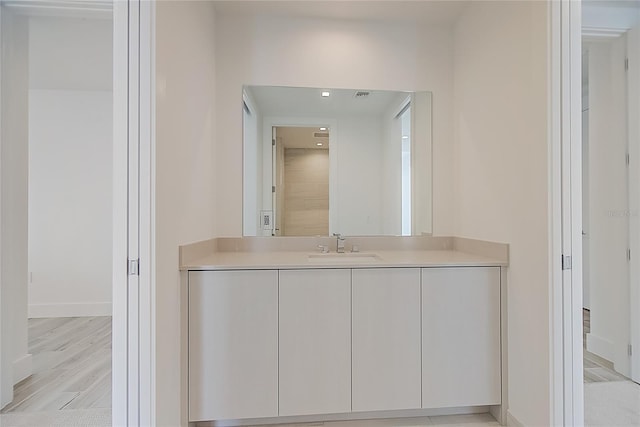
[261,210,274,230]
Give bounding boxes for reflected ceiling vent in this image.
[313,132,330,138]
[354,91,371,99]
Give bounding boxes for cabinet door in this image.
[422,267,501,408]
[188,270,278,421]
[352,268,421,412]
[279,269,351,416]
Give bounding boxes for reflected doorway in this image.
[273,126,330,237]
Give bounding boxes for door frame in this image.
[629,24,640,385]
[551,0,584,425]
[113,0,154,425]
[262,117,338,235]
[0,2,7,408]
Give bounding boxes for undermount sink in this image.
[307,252,382,263]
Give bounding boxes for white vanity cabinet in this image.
[278,269,352,416]
[186,262,504,423]
[352,268,422,412]
[188,270,278,422]
[421,267,501,408]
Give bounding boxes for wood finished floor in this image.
[583,309,630,383]
[1,316,112,414]
[0,311,631,420]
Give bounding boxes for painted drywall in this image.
[256,114,396,236]
[583,3,640,30]
[214,13,454,237]
[582,96,590,310]
[584,39,631,376]
[1,8,31,402]
[28,89,113,317]
[154,1,217,425]
[28,16,112,91]
[381,96,404,235]
[452,2,550,425]
[26,16,113,318]
[335,116,384,235]
[242,89,263,236]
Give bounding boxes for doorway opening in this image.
[581,2,640,424]
[273,126,330,237]
[0,2,113,425]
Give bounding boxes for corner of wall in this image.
[506,410,525,427]
[12,353,32,385]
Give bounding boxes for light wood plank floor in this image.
[1,316,112,413]
[1,311,628,419]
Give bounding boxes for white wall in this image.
[154,1,217,425]
[26,16,113,318]
[215,13,454,237]
[28,16,112,91]
[28,90,112,317]
[381,97,404,235]
[0,8,31,402]
[452,2,550,425]
[242,89,262,236]
[583,4,640,30]
[412,91,433,236]
[582,88,590,310]
[584,38,631,376]
[335,116,383,235]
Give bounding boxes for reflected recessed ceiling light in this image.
[321,91,330,97]
[320,127,327,131]
[402,136,409,139]
[316,142,323,146]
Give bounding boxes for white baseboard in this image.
[13,353,32,384]
[28,302,112,318]
[506,410,524,427]
[586,332,614,362]
[201,407,490,427]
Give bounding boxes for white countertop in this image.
[181,249,507,271]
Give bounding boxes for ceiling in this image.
[212,1,469,25]
[276,126,329,150]
[583,0,640,9]
[247,86,412,118]
[4,0,468,23]
[2,1,113,19]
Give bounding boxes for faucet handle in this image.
[317,245,329,253]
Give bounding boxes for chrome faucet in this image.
[333,233,345,253]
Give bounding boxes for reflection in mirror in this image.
[243,86,432,237]
[274,126,329,236]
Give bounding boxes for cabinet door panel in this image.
[352,268,421,412]
[422,267,501,408]
[279,269,351,416]
[188,270,278,421]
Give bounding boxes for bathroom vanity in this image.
[180,236,509,426]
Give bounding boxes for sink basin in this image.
[307,253,382,263]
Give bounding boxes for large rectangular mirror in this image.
[243,85,432,237]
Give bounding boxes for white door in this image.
[279,269,351,416]
[421,267,501,408]
[351,268,421,412]
[582,67,591,310]
[627,26,640,384]
[113,1,152,424]
[188,270,278,421]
